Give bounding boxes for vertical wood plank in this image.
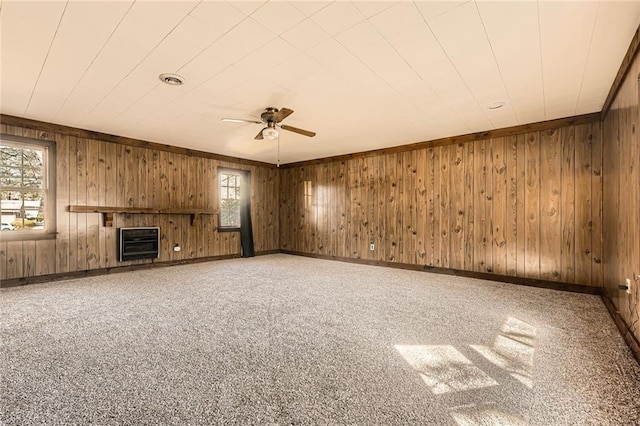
[492,137,507,275]
[506,135,518,276]
[425,148,435,267]
[540,129,562,281]
[525,132,540,279]
[484,138,494,273]
[591,121,603,287]
[416,149,427,264]
[86,139,100,270]
[76,138,88,271]
[450,143,465,269]
[432,147,441,266]
[464,142,475,270]
[56,134,70,274]
[104,142,118,267]
[515,134,527,277]
[385,155,397,262]
[403,151,416,264]
[473,140,486,272]
[5,241,24,279]
[574,123,592,285]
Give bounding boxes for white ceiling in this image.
[1,1,639,164]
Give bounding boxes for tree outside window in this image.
[219,171,241,229]
[0,135,54,238]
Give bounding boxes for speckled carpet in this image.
[1,254,639,425]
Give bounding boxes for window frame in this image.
[0,134,56,241]
[217,168,243,232]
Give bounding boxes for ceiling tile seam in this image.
[177,2,277,77]
[573,1,601,114]
[120,16,292,136]
[279,17,331,51]
[413,1,484,132]
[330,25,394,92]
[397,1,475,131]
[350,1,395,20]
[78,1,203,129]
[289,0,332,20]
[52,1,137,124]
[327,5,410,93]
[309,4,365,38]
[536,0,547,120]
[23,0,69,117]
[473,1,518,125]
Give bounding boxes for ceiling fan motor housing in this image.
[261,107,279,123]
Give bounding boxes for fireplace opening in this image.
[119,227,160,261]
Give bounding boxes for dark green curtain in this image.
[240,170,254,257]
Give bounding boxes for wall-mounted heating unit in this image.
[119,227,160,261]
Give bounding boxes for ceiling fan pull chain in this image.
[277,134,281,168]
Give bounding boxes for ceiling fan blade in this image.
[254,128,265,140]
[275,107,294,122]
[281,124,316,137]
[221,118,263,124]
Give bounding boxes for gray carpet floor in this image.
[1,254,639,425]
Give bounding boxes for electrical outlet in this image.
[173,244,181,252]
[626,278,631,295]
[370,243,375,251]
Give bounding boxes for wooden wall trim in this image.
[601,24,640,119]
[281,112,601,168]
[0,114,277,169]
[601,291,640,364]
[0,250,280,288]
[281,250,603,295]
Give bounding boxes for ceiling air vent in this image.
[159,73,185,86]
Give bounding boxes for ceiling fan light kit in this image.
[262,127,279,140]
[221,107,316,140]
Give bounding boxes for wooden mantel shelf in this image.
[69,205,213,227]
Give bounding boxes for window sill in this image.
[217,227,240,233]
[0,231,57,242]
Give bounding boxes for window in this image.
[0,134,55,239]
[218,169,241,230]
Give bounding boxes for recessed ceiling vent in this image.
[159,73,185,86]
[487,101,506,110]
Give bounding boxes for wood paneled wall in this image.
[0,122,280,281]
[602,52,640,346]
[280,122,603,287]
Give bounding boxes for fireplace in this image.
[119,227,160,261]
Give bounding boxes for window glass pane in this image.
[23,192,43,221]
[0,145,22,165]
[1,166,22,186]
[23,167,43,188]
[218,171,242,228]
[1,191,22,230]
[1,137,52,233]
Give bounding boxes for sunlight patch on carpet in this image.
[395,345,498,394]
[470,317,536,389]
[450,403,529,426]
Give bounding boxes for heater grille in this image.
[119,227,160,261]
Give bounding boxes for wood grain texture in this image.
[1,123,280,281]
[279,122,604,287]
[602,48,640,348]
[282,113,601,168]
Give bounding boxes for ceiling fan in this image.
[221,107,316,140]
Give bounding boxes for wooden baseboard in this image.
[0,251,274,288]
[280,250,602,295]
[601,292,640,364]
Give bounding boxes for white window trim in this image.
[218,168,242,231]
[0,134,56,241]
